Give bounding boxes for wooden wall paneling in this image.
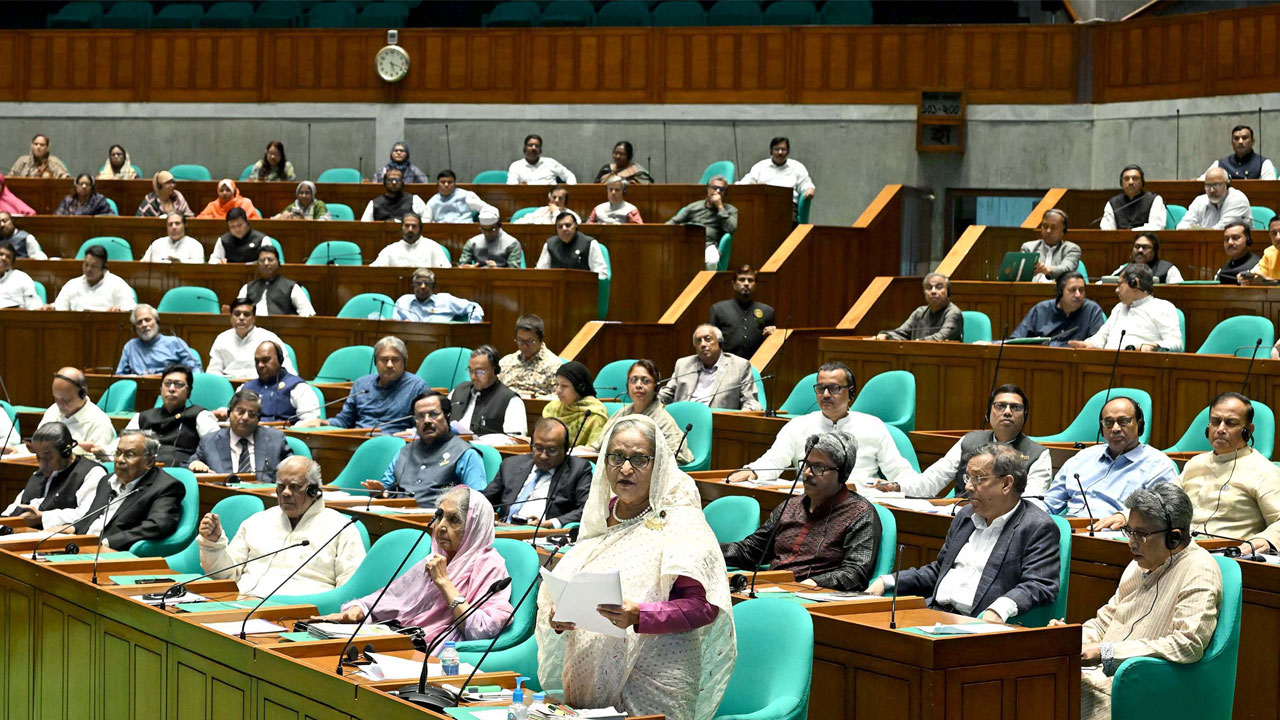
[35,591,97,720]
[267,32,385,103]
[0,34,21,99]
[168,645,253,720]
[99,618,167,720]
[1209,6,1280,99]
[25,31,140,102]
[525,30,652,104]
[658,28,791,104]
[404,30,522,103]
[146,31,262,103]
[0,575,36,720]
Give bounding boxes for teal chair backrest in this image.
[306,240,362,265]
[98,379,138,414]
[796,193,812,223]
[654,0,709,26]
[459,636,541,691]
[961,310,992,343]
[820,0,872,24]
[276,527,433,615]
[152,2,203,27]
[751,365,767,411]
[77,236,133,261]
[308,384,327,420]
[597,0,649,25]
[317,168,361,184]
[597,242,612,319]
[1252,206,1276,230]
[594,359,637,402]
[338,293,395,319]
[282,342,298,375]
[131,468,198,557]
[714,598,812,720]
[0,400,16,439]
[417,347,473,389]
[667,401,712,471]
[1177,308,1186,349]
[266,236,285,264]
[703,496,760,544]
[455,538,540,653]
[472,170,510,183]
[716,232,734,271]
[870,503,898,578]
[157,286,220,314]
[1077,259,1088,282]
[1195,315,1275,356]
[1109,556,1241,720]
[285,435,312,459]
[483,1,540,27]
[1029,387,1154,445]
[169,164,211,181]
[104,197,119,214]
[1166,204,1187,229]
[541,0,595,26]
[778,373,819,416]
[1013,515,1071,627]
[850,370,916,432]
[32,280,47,304]
[1164,401,1274,460]
[327,202,355,221]
[313,346,374,384]
[603,401,625,417]
[884,425,921,473]
[699,160,736,185]
[331,435,406,489]
[164,494,265,574]
[238,162,255,181]
[709,0,763,26]
[510,206,540,221]
[475,444,502,486]
[155,373,234,411]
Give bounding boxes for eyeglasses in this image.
[628,376,654,387]
[411,280,433,287]
[161,380,188,389]
[415,410,445,421]
[804,463,837,475]
[963,473,1000,485]
[991,402,1025,413]
[113,449,146,459]
[532,444,563,455]
[813,384,849,396]
[1205,182,1227,189]
[514,337,538,347]
[604,452,653,469]
[1101,417,1135,429]
[276,482,309,494]
[1120,526,1170,542]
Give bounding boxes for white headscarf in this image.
[535,414,735,720]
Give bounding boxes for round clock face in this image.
[376,45,409,83]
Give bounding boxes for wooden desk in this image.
[6,178,791,271]
[709,411,790,471]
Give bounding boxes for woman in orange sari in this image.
[197,178,261,219]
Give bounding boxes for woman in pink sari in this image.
[0,174,36,217]
[315,486,513,641]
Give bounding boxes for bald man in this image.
[36,367,116,459]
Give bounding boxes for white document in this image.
[202,619,287,635]
[308,622,400,638]
[357,652,474,681]
[132,591,207,606]
[794,591,867,602]
[459,710,508,720]
[321,490,355,501]
[917,622,1012,636]
[539,568,625,638]
[874,498,943,514]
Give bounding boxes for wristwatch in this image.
[448,596,466,610]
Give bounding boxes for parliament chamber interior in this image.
[6,1,1280,719]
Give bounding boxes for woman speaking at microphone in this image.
[536,415,736,720]
[311,486,512,641]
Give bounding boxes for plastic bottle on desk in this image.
[439,641,460,676]
[507,676,529,720]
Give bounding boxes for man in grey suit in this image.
[1020,208,1082,283]
[867,443,1061,623]
[188,389,292,479]
[657,323,761,411]
[483,418,592,528]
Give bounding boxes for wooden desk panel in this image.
[1049,181,1280,239]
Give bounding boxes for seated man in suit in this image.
[188,389,293,479]
[118,364,219,468]
[196,456,366,596]
[727,361,914,487]
[722,431,881,592]
[1019,208,1081,283]
[448,345,527,438]
[867,444,1060,623]
[657,323,761,411]
[297,336,427,434]
[2,422,108,530]
[218,340,321,424]
[483,418,592,528]
[365,391,487,507]
[78,430,186,551]
[1052,484,1222,720]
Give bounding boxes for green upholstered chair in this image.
[699,160,736,184]
[98,379,138,414]
[1029,388,1154,445]
[331,436,407,490]
[850,370,916,433]
[48,1,104,28]
[667,401,712,472]
[312,346,375,384]
[1012,515,1072,628]
[326,202,355,221]
[307,1,358,27]
[417,347,473,389]
[1165,204,1187,229]
[458,636,541,691]
[157,286,219,314]
[653,1,708,26]
[169,163,212,181]
[510,206,540,222]
[151,3,203,27]
[277,527,433,615]
[1163,401,1274,460]
[483,1,540,26]
[884,425,921,473]
[820,0,872,25]
[778,373,819,416]
[355,2,410,27]
[131,468,199,557]
[961,310,992,343]
[455,539,540,653]
[597,243,612,319]
[1195,316,1274,357]
[472,170,510,183]
[1252,205,1276,230]
[306,240,362,265]
[717,233,734,271]
[596,0,650,25]
[713,598,812,720]
[1110,556,1242,720]
[164,495,266,574]
[32,280,47,304]
[316,167,361,183]
[337,293,395,319]
[703,496,760,544]
[252,0,303,27]
[709,0,762,25]
[541,0,595,26]
[475,443,502,486]
[593,359,637,402]
[870,503,898,577]
[200,1,254,28]
[77,236,133,261]
[286,435,312,459]
[764,1,818,25]
[153,374,233,412]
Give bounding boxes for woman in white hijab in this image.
[536,414,736,720]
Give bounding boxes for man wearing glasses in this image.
[188,390,293,479]
[499,314,561,398]
[206,298,297,380]
[725,361,913,486]
[1052,484,1222,720]
[1177,167,1251,229]
[392,267,483,323]
[1043,396,1177,524]
[365,391,486,508]
[77,430,185,551]
[872,384,1051,500]
[447,345,527,437]
[116,364,219,467]
[484,418,592,528]
[867,444,1061,623]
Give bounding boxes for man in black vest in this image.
[362,391,487,507]
[2,422,108,530]
[534,212,610,280]
[77,430,185,551]
[448,345,527,438]
[122,364,219,468]
[236,245,315,317]
[484,417,592,527]
[1200,125,1276,181]
[0,212,47,259]
[213,207,274,264]
[1099,164,1167,231]
[874,384,1051,500]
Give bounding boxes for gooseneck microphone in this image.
[238,516,358,639]
[1074,473,1096,537]
[671,423,693,462]
[151,540,311,610]
[764,315,791,418]
[286,389,370,423]
[1095,329,1126,445]
[1241,338,1263,393]
[1192,530,1269,560]
[985,324,1010,425]
[888,543,905,629]
[402,576,512,694]
[747,458,808,598]
[31,486,142,561]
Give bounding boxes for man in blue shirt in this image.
[297,336,426,434]
[364,391,487,507]
[115,304,203,374]
[393,268,483,323]
[1044,396,1177,522]
[1008,272,1105,346]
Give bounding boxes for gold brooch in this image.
[644,510,667,530]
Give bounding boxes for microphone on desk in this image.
[724,466,801,484]
[285,389,370,423]
[301,251,364,265]
[1240,338,1263,393]
[31,486,142,561]
[1073,473,1096,537]
[747,458,808,598]
[983,323,1010,425]
[491,495,551,522]
[335,509,441,675]
[1193,530,1269,561]
[416,575,510,662]
[671,423,693,462]
[237,516,359,640]
[698,374,774,404]
[654,366,716,389]
[888,544,905,629]
[148,540,312,610]
[764,315,792,418]
[360,488,415,511]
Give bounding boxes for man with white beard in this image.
[115,304,204,375]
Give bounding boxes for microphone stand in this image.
[409,577,511,678]
[888,544,904,629]
[764,315,791,417]
[238,517,358,640]
[153,540,312,610]
[1095,329,1126,445]
[1192,530,1269,560]
[369,414,416,434]
[747,459,807,598]
[364,488,414,511]
[31,486,142,561]
[985,323,1009,425]
[1073,473,1096,537]
[286,389,369,424]
[1241,338,1262,393]
[671,423,693,462]
[367,298,394,375]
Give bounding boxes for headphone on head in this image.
[53,425,77,459]
[306,483,322,499]
[1100,397,1144,436]
[545,417,571,452]
[55,373,87,399]
[1152,489,1183,550]
[270,341,284,365]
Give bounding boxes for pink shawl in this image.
[0,174,36,216]
[353,488,513,640]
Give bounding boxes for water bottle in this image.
[532,691,546,708]
[439,641,460,676]
[507,676,529,720]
